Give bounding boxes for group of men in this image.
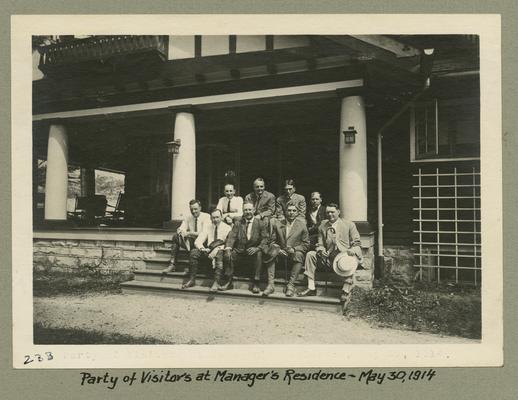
[162,178,363,305]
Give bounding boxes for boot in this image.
[263,283,275,296]
[262,262,275,296]
[285,262,302,297]
[161,261,176,275]
[285,283,296,297]
[210,280,219,292]
[181,278,196,289]
[210,266,222,292]
[250,280,260,294]
[182,264,197,289]
[218,276,234,291]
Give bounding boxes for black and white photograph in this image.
[11,14,502,368]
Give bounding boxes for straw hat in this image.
[332,252,359,277]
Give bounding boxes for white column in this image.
[170,111,196,220]
[44,123,69,220]
[339,95,368,221]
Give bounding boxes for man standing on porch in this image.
[275,179,306,223]
[298,203,363,306]
[306,191,327,249]
[223,201,269,294]
[244,178,276,220]
[216,183,243,225]
[162,199,211,274]
[184,209,232,291]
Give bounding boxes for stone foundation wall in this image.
[382,245,416,284]
[354,233,375,289]
[33,238,161,272]
[33,233,376,288]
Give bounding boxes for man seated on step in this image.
[298,203,363,308]
[244,177,276,221]
[182,208,232,291]
[263,201,310,297]
[162,199,211,274]
[222,201,269,294]
[275,179,307,223]
[216,183,243,225]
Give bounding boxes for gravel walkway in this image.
[34,293,478,344]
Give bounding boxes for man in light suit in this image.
[275,179,306,223]
[263,201,310,297]
[244,178,276,221]
[162,199,211,274]
[223,201,269,293]
[306,191,327,249]
[185,208,232,291]
[216,183,243,225]
[298,203,363,304]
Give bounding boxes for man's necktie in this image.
[214,225,218,241]
[194,217,198,232]
[246,220,251,240]
[227,198,231,213]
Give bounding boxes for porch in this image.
[33,78,372,227]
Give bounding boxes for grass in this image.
[33,322,165,344]
[33,267,130,297]
[347,280,481,339]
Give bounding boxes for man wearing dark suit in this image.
[298,203,363,303]
[275,179,306,223]
[306,191,327,249]
[244,178,276,221]
[223,201,269,293]
[264,201,310,297]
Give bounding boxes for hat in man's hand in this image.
[207,239,225,252]
[332,252,359,277]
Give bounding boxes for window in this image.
[412,97,480,160]
[95,169,125,208]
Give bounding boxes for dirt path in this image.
[34,293,477,344]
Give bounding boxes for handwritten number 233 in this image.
[24,352,53,364]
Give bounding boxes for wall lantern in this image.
[342,126,357,144]
[166,139,182,155]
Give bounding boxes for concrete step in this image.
[120,280,342,313]
[132,270,344,296]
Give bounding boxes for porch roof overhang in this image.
[33,78,364,123]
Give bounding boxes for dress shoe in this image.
[251,283,260,294]
[209,280,219,292]
[181,279,196,289]
[285,284,296,297]
[262,284,275,296]
[218,280,234,291]
[297,288,317,297]
[161,262,176,275]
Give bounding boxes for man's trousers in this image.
[223,248,263,281]
[188,248,224,281]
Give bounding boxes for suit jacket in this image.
[273,219,310,254]
[275,193,307,222]
[244,191,276,218]
[316,218,363,260]
[306,204,327,235]
[225,217,268,252]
